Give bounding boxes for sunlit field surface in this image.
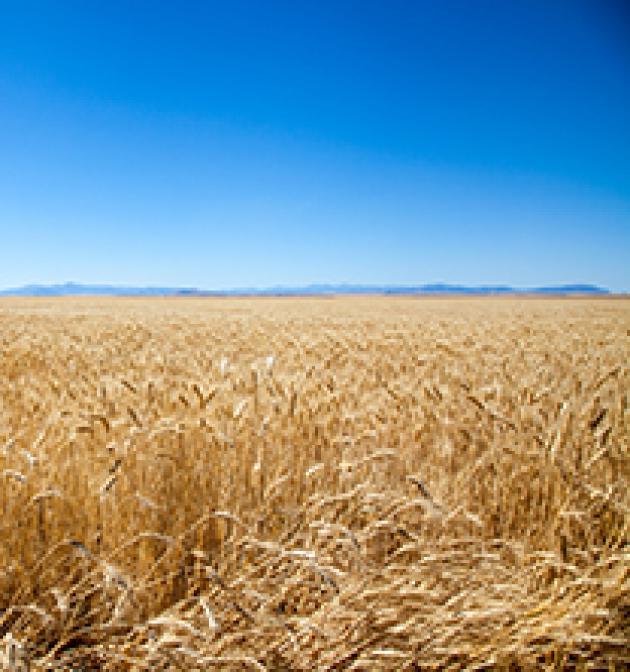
[1,297,628,671]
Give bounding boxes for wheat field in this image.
[0,296,628,671]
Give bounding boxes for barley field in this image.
[0,296,628,671]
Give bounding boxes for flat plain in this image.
[0,296,628,670]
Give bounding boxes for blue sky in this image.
[1,1,629,291]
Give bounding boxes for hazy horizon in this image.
[0,280,617,296]
[1,2,629,291]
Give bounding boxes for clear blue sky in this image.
[1,1,629,291]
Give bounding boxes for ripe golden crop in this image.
[1,296,628,670]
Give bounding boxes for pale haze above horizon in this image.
[1,1,629,292]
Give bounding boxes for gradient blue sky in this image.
[1,1,629,291]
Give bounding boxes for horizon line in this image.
[0,281,621,297]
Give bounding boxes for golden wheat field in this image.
[0,296,628,671]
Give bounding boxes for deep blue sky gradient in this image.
[1,1,629,290]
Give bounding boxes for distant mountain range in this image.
[0,282,612,297]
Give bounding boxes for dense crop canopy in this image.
[0,297,628,670]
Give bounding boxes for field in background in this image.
[0,296,628,670]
